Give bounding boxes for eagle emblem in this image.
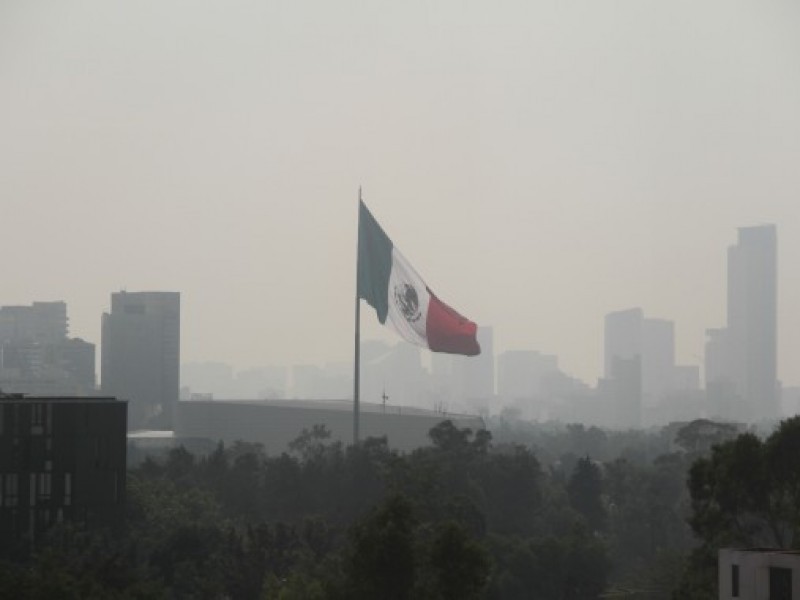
[394,283,422,323]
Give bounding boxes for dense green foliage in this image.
[675,416,800,598]
[7,415,793,599]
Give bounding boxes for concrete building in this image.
[599,355,642,429]
[101,291,180,430]
[0,302,68,343]
[706,225,778,422]
[175,398,485,455]
[0,393,127,557]
[604,308,644,378]
[605,308,679,406]
[719,548,800,600]
[642,318,675,401]
[0,301,95,395]
[728,225,779,419]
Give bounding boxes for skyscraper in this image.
[708,225,778,420]
[604,308,676,404]
[101,292,180,430]
[0,301,95,395]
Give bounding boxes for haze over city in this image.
[6,3,800,597]
[3,0,800,388]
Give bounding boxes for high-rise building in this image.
[0,393,127,557]
[0,301,95,395]
[0,301,68,343]
[604,308,643,378]
[706,225,778,420]
[604,308,677,404]
[599,355,642,429]
[101,291,180,430]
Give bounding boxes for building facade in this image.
[604,308,679,406]
[706,225,778,422]
[719,548,799,600]
[101,291,180,430]
[728,225,779,419]
[0,394,127,557]
[0,301,95,395]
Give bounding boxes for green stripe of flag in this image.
[357,200,393,324]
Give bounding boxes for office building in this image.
[728,225,778,418]
[0,301,68,343]
[604,308,682,406]
[706,225,778,421]
[599,355,642,429]
[0,393,127,557]
[0,301,95,395]
[604,308,644,378]
[101,291,180,430]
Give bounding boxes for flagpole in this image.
[353,187,362,446]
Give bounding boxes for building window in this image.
[732,564,739,597]
[31,403,44,435]
[770,566,792,600]
[38,473,51,502]
[37,509,50,528]
[3,474,18,507]
[45,403,53,435]
[64,473,72,506]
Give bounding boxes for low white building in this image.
[719,548,800,600]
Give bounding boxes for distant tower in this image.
[604,308,643,379]
[600,355,642,429]
[604,308,675,404]
[101,291,180,430]
[720,225,778,420]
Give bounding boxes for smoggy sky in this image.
[2,1,799,387]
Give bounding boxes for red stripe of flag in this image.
[425,289,480,356]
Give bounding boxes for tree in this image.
[680,417,800,596]
[567,456,606,532]
[421,521,491,600]
[674,419,739,455]
[341,495,418,600]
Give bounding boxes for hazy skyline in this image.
[2,1,800,387]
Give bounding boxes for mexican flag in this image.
[357,200,481,356]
